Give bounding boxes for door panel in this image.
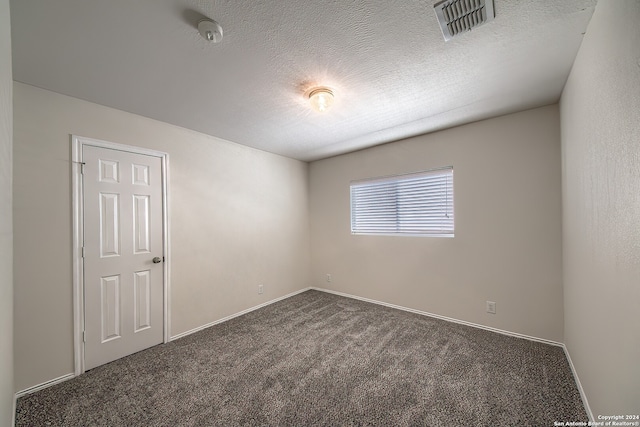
[100,275,121,342]
[83,145,164,370]
[99,193,120,257]
[133,195,150,254]
[133,270,151,332]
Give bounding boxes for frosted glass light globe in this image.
[308,87,334,113]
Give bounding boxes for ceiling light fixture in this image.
[308,87,334,113]
[198,19,223,43]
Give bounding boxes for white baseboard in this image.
[13,288,311,404]
[14,286,592,424]
[314,287,598,419]
[311,287,564,347]
[562,344,594,421]
[12,288,312,405]
[12,392,16,427]
[170,287,312,341]
[311,287,600,417]
[15,372,76,399]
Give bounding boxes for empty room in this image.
[1,0,639,425]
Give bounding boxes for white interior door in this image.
[83,145,164,370]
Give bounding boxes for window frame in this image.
[350,167,454,238]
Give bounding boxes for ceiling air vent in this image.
[434,0,495,41]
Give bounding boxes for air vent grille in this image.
[434,0,495,41]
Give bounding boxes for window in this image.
[350,167,454,236]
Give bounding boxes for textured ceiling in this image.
[10,0,596,161]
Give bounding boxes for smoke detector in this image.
[198,19,223,43]
[434,0,495,41]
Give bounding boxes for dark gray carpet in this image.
[16,290,587,426]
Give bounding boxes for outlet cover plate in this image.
[486,301,496,314]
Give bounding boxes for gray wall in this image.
[310,105,564,342]
[0,0,13,423]
[13,83,310,392]
[560,0,640,417]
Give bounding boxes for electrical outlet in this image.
[326,274,332,283]
[258,284,264,294]
[486,301,496,314]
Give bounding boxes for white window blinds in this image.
[350,167,454,236]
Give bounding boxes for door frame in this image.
[71,135,170,376]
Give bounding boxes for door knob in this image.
[152,257,162,264]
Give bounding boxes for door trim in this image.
[71,135,170,375]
